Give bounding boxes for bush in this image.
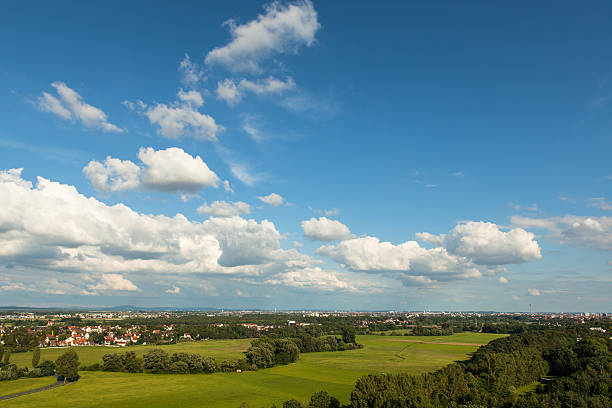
[283,399,305,408]
[38,360,55,376]
[168,361,189,374]
[202,356,218,373]
[309,391,340,408]
[27,368,42,378]
[80,363,101,371]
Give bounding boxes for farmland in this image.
[1,333,505,407]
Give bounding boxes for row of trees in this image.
[0,348,78,383]
[88,349,251,375]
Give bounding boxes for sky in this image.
[0,1,611,312]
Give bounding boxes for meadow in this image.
[2,333,505,407]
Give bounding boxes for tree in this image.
[143,349,169,373]
[274,339,300,365]
[309,391,340,408]
[102,353,123,372]
[0,345,4,364]
[341,326,356,345]
[283,399,304,408]
[55,349,79,383]
[3,350,10,365]
[89,332,105,345]
[32,347,41,368]
[121,351,143,373]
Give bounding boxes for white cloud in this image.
[177,89,204,107]
[316,236,482,285]
[139,147,220,193]
[165,286,181,294]
[0,169,311,278]
[301,217,353,241]
[217,77,296,105]
[178,54,202,87]
[197,201,251,217]
[527,288,541,296]
[265,267,350,291]
[415,232,446,247]
[512,295,520,301]
[216,79,242,105]
[83,147,219,194]
[223,180,234,193]
[258,193,284,206]
[205,0,320,73]
[587,197,612,211]
[83,157,141,192]
[445,221,542,265]
[512,215,612,251]
[37,82,124,132]
[498,276,508,284]
[89,274,139,291]
[131,89,221,141]
[317,221,542,286]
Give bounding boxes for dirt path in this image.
[376,339,485,346]
[0,378,68,401]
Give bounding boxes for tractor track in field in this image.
[377,339,486,347]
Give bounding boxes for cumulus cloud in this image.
[498,276,508,284]
[415,232,446,247]
[216,77,296,105]
[512,215,612,251]
[126,89,221,141]
[138,147,220,192]
[83,157,141,192]
[527,288,541,296]
[0,168,305,277]
[317,221,542,286]
[301,217,353,241]
[165,286,181,294]
[89,274,139,291]
[83,147,220,194]
[205,0,320,73]
[258,193,284,206]
[316,236,482,285]
[37,82,124,132]
[445,221,542,265]
[197,201,251,217]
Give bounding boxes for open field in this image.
[9,338,252,368]
[2,333,506,407]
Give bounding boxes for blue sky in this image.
[0,1,610,311]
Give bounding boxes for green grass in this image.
[9,338,252,368]
[0,377,57,397]
[2,333,506,408]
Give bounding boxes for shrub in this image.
[168,361,189,374]
[38,360,55,376]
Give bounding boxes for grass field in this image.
[0,377,57,396]
[9,338,252,368]
[2,333,506,407]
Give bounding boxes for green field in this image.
[0,377,57,396]
[9,338,252,368]
[2,333,505,407]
